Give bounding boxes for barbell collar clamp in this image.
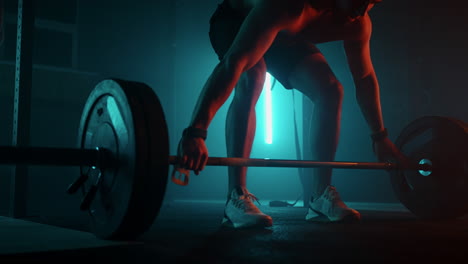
[67,174,89,194]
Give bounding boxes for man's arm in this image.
[189,0,303,131]
[180,0,303,172]
[344,15,410,164]
[343,16,385,134]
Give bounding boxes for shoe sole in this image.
[306,209,361,223]
[222,216,273,229]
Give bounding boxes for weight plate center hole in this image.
[419,158,433,176]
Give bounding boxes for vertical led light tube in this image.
[264,73,272,144]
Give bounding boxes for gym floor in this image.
[1,200,468,263]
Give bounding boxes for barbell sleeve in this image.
[0,146,103,167]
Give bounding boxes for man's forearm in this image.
[354,73,385,134]
[189,61,240,130]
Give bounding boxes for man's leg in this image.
[289,52,342,199]
[225,59,265,195]
[223,59,273,228]
[288,52,360,222]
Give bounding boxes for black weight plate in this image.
[77,79,169,240]
[391,116,468,219]
[113,79,170,239]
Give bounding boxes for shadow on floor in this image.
[2,201,468,263]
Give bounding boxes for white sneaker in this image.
[222,186,273,228]
[306,186,361,222]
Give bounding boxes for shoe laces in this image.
[324,186,340,201]
[232,192,262,209]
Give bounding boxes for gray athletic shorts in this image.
[208,0,320,89]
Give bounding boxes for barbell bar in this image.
[1,79,467,241]
[0,145,432,201]
[0,146,432,171]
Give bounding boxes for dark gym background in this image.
[0,0,467,262]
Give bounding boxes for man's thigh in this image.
[264,33,322,90]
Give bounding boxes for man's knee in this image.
[317,79,344,108]
[244,61,266,89]
[234,60,266,100]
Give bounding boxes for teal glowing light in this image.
[264,73,273,144]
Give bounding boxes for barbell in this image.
[0,79,467,240]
